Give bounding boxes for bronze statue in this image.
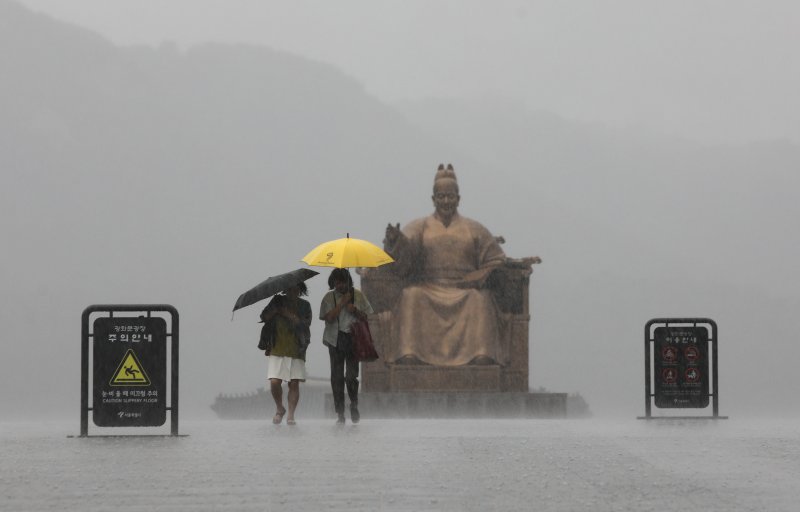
[383,164,513,366]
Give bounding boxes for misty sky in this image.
[16,0,800,144]
[4,0,800,420]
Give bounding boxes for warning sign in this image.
[93,316,166,427]
[110,349,151,386]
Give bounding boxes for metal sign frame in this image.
[640,317,727,420]
[80,305,180,436]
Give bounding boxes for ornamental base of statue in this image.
[329,391,568,419]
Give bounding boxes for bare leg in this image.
[270,378,285,423]
[287,380,300,424]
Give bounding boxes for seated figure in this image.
[383,164,509,366]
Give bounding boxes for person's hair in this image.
[327,268,353,289]
[279,281,308,297]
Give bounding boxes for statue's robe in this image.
[387,212,506,366]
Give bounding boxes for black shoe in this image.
[350,404,360,424]
[336,413,345,425]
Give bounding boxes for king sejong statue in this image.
[383,164,539,367]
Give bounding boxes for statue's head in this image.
[432,163,460,221]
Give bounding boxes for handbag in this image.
[258,299,278,352]
[297,324,311,356]
[258,322,272,352]
[350,318,379,362]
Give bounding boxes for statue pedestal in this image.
[363,363,530,393]
[326,391,567,418]
[387,364,502,392]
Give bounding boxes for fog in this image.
[2,0,799,421]
[14,0,800,144]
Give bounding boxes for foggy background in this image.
[2,0,799,420]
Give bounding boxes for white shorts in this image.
[266,356,306,382]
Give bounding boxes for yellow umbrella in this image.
[302,234,394,268]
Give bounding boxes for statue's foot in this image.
[395,355,426,365]
[469,355,495,365]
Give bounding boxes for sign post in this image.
[81,305,180,436]
[639,318,727,420]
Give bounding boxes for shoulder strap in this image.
[332,291,340,331]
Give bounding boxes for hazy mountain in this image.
[2,0,798,419]
[1,0,464,417]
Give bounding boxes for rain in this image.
[2,1,800,510]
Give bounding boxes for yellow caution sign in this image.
[109,349,151,386]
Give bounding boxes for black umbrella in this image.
[232,268,319,313]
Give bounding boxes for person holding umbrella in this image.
[302,234,388,423]
[259,283,312,426]
[319,268,374,424]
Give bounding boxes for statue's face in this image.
[432,179,460,219]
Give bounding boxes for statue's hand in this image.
[458,268,493,289]
[384,222,401,246]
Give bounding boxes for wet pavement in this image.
[1,417,799,511]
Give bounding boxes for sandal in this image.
[272,408,286,425]
[286,419,297,426]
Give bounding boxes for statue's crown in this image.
[435,163,457,184]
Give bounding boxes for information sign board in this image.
[93,317,167,426]
[653,326,709,408]
[640,318,724,420]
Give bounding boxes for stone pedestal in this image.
[386,364,501,392]
[325,391,568,418]
[362,363,530,393]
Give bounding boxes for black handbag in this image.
[258,322,272,352]
[258,298,278,352]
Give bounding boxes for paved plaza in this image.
[2,417,799,511]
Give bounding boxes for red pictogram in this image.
[684,367,702,383]
[661,368,678,384]
[661,346,679,363]
[684,345,700,362]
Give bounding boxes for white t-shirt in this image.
[319,288,373,348]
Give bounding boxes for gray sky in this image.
[4,0,799,420]
[17,0,800,144]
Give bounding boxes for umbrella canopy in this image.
[301,234,394,268]
[232,268,319,312]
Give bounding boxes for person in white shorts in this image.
[259,283,312,425]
